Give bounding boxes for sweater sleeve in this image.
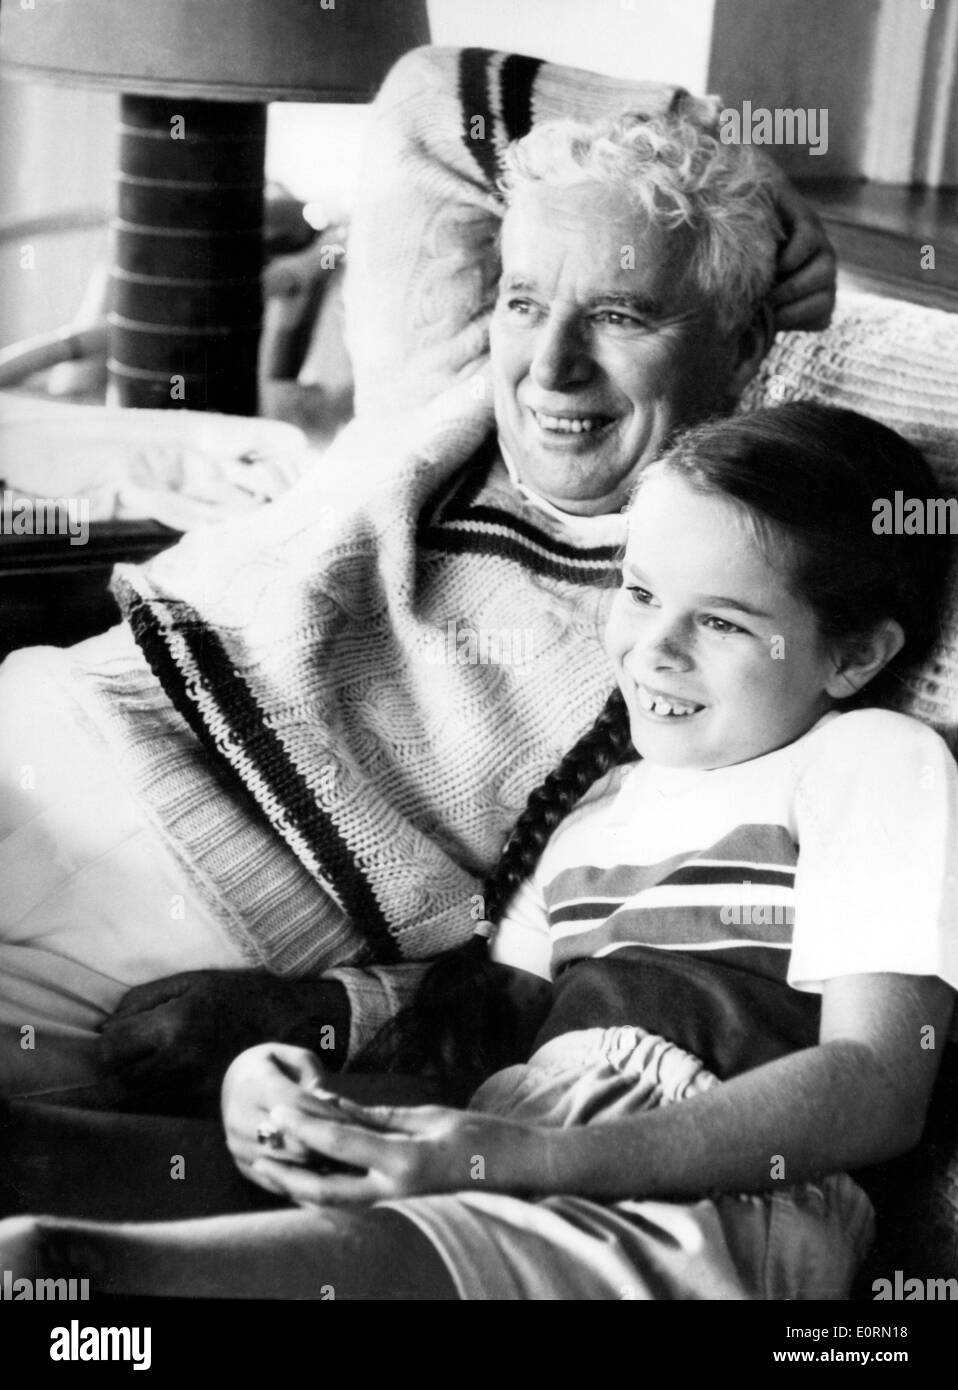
[487,874,552,980]
[321,961,432,1062]
[789,709,958,994]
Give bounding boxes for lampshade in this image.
[0,0,430,414]
[0,0,430,102]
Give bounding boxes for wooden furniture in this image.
[0,518,177,662]
[799,179,958,311]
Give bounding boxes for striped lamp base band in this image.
[108,94,265,414]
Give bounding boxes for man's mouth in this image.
[636,683,705,719]
[530,409,615,436]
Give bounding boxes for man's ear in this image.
[825,619,906,701]
[725,302,776,399]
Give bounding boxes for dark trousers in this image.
[0,1100,281,1222]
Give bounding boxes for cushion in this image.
[743,292,958,744]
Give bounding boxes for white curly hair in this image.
[499,100,783,335]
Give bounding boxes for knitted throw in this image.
[102,392,622,974]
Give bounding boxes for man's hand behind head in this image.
[768,175,837,333]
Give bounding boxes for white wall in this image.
[265,104,369,220]
[267,0,718,211]
[0,75,113,347]
[427,0,715,90]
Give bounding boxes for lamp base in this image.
[108,96,265,414]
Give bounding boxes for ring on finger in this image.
[256,1120,285,1152]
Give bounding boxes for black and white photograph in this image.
[0,0,956,1358]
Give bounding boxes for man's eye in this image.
[700,614,747,636]
[625,585,655,607]
[502,297,535,316]
[594,310,642,329]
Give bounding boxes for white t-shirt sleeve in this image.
[488,873,552,980]
[788,709,958,993]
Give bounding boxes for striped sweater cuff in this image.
[322,962,432,1061]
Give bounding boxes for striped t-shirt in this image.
[489,708,958,1079]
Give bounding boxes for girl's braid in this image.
[481,686,635,925]
[355,687,636,1089]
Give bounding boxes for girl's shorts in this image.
[379,1026,875,1300]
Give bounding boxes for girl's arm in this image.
[543,971,954,1198]
[254,971,953,1204]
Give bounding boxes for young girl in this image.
[2,403,956,1300]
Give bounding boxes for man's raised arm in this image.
[98,963,430,1114]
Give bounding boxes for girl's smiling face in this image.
[606,469,847,770]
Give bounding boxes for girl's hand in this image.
[221,1042,327,1187]
[251,1100,544,1206]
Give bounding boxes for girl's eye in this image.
[700,614,747,636]
[501,297,536,317]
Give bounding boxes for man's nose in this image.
[530,313,592,391]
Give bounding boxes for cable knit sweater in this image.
[97,388,624,1053]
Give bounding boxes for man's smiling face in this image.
[489,180,751,517]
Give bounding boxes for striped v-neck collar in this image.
[417,433,624,586]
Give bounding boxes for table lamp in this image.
[0,0,430,414]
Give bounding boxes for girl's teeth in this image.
[637,685,699,718]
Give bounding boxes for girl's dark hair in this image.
[648,402,952,708]
[359,403,952,1088]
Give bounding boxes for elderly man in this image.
[0,103,832,1113]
